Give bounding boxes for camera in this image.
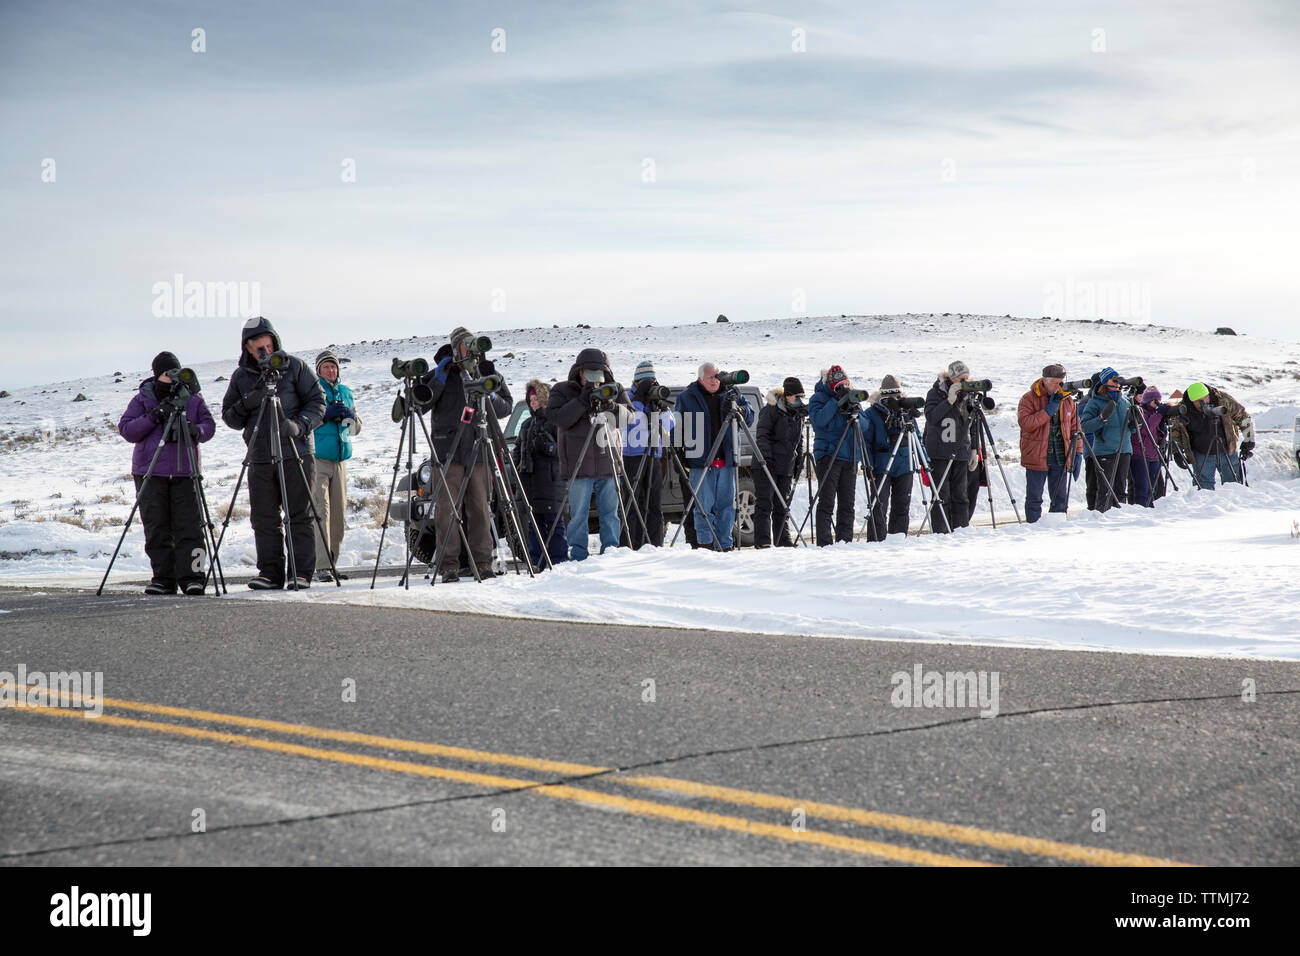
[1119,376,1145,391]
[161,367,201,404]
[638,382,671,404]
[256,349,291,372]
[959,379,993,393]
[392,357,430,380]
[464,373,503,395]
[1205,404,1227,419]
[836,387,869,407]
[590,382,620,404]
[717,370,749,388]
[881,390,924,411]
[1060,378,1092,394]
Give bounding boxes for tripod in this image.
[370,373,481,588]
[625,401,676,547]
[546,399,645,556]
[868,410,949,538]
[1128,397,1181,501]
[212,369,339,590]
[416,375,550,586]
[98,401,225,596]
[790,397,876,545]
[967,398,1023,527]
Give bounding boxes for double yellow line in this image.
[16,694,1189,866]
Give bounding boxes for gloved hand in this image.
[1171,445,1189,470]
[240,385,266,413]
[149,404,169,424]
[967,455,980,472]
[434,357,453,384]
[1239,440,1255,461]
[479,359,496,376]
[188,422,202,443]
[324,402,349,421]
[283,420,302,439]
[1099,400,1116,423]
[1045,395,1061,417]
[947,382,962,405]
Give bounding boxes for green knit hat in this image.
[1186,382,1209,402]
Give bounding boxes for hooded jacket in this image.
[547,348,632,479]
[1169,386,1254,460]
[1080,388,1136,457]
[313,376,361,462]
[119,378,217,477]
[922,373,972,462]
[1017,379,1082,471]
[220,317,326,464]
[514,382,564,513]
[756,386,804,477]
[675,377,754,469]
[416,342,514,468]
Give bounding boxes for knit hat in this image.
[1042,363,1066,379]
[450,326,476,355]
[1097,367,1119,388]
[1186,381,1209,402]
[315,349,340,375]
[946,360,970,380]
[880,374,900,391]
[825,365,850,388]
[152,351,180,378]
[783,376,805,397]
[634,360,656,383]
[1140,385,1162,405]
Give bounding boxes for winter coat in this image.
[808,380,870,464]
[514,408,564,513]
[416,344,514,468]
[1080,389,1136,457]
[119,378,217,477]
[922,376,972,462]
[1133,404,1176,462]
[862,395,914,478]
[1017,379,1082,471]
[1169,386,1254,460]
[312,377,361,462]
[674,378,754,469]
[624,397,676,458]
[548,348,632,479]
[756,387,805,477]
[220,317,326,464]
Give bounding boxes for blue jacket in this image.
[675,381,754,468]
[624,398,675,458]
[1080,390,1135,456]
[312,377,360,462]
[809,381,871,463]
[862,402,913,477]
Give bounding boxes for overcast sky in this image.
[1,0,1297,387]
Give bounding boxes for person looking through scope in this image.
[674,362,754,552]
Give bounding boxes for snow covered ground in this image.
[2,313,1298,659]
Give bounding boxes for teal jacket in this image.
[312,378,361,462]
[1080,390,1134,457]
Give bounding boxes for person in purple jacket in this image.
[1130,385,1177,507]
[118,351,217,595]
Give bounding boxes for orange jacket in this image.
[1018,379,1082,472]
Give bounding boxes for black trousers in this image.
[964,460,983,526]
[624,454,664,549]
[1092,453,1130,512]
[1084,455,1098,511]
[135,475,205,588]
[755,472,795,547]
[868,472,912,541]
[815,457,856,545]
[248,457,316,584]
[929,458,969,534]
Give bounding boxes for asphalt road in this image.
[1,586,1296,866]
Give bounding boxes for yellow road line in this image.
[26,707,987,866]
[23,692,1191,866]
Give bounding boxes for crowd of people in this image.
[116,319,1261,593]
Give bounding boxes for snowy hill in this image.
[2,313,1298,659]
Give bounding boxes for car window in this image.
[505,401,531,439]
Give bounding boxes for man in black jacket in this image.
[922,360,974,534]
[221,316,326,590]
[417,327,513,583]
[754,377,805,548]
[547,348,632,561]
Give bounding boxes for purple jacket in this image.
[1134,406,1164,462]
[119,378,217,477]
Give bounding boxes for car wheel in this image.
[407,525,436,565]
[736,478,757,547]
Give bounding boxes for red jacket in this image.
[1018,379,1082,472]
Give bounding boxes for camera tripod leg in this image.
[790,414,854,545]
[371,397,411,589]
[663,448,722,548]
[733,408,807,548]
[546,422,601,553]
[96,412,176,596]
[918,457,956,535]
[973,406,1023,525]
[175,412,225,595]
